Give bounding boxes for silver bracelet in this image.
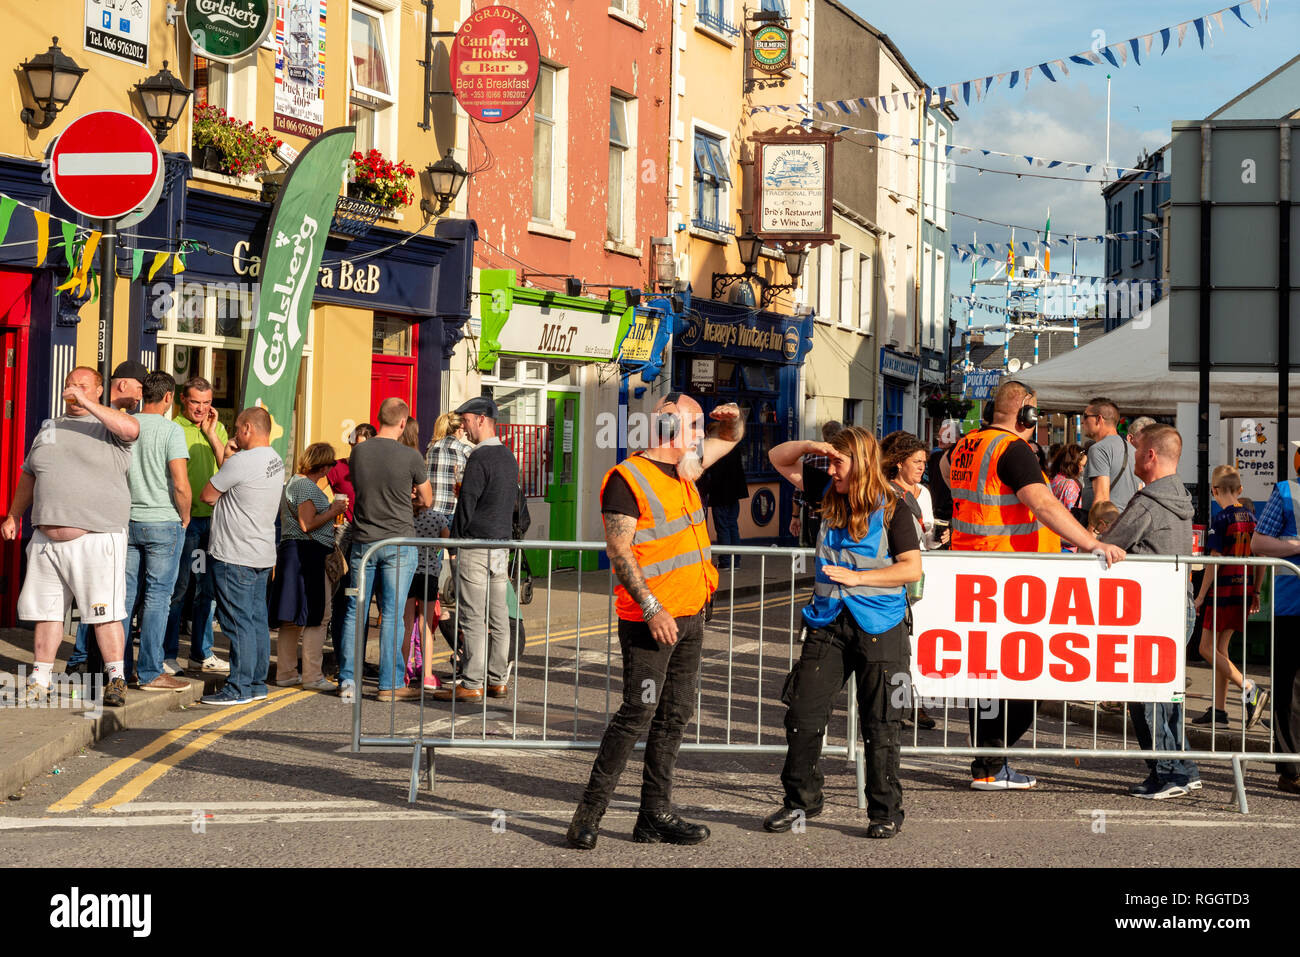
[640,595,664,621]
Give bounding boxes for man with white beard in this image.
[565,393,743,849]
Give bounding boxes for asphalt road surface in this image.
[3,592,1297,868]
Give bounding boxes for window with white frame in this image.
[922,242,934,347]
[349,3,396,155]
[157,283,313,438]
[934,250,946,345]
[858,252,873,332]
[692,128,731,233]
[924,116,936,222]
[903,243,915,343]
[761,0,790,15]
[697,0,738,38]
[531,63,570,226]
[889,86,900,192]
[838,245,854,326]
[607,93,636,244]
[194,57,229,112]
[817,244,832,321]
[936,124,949,228]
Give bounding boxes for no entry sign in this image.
[449,5,540,123]
[50,111,163,221]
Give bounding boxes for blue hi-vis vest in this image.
[1272,480,1300,617]
[802,501,908,635]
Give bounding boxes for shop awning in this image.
[1015,298,1300,416]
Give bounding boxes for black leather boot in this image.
[566,803,604,850]
[632,809,710,845]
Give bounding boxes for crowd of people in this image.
[5,366,1298,842]
[2,365,520,708]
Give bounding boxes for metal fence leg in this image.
[424,746,435,790]
[407,741,423,805]
[855,747,866,811]
[1232,755,1249,815]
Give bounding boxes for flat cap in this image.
[112,360,150,384]
[453,396,499,418]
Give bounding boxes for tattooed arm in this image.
[605,510,679,646]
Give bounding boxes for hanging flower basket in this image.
[191,104,280,178]
[924,393,973,420]
[329,194,386,242]
[346,149,416,212]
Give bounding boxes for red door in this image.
[0,271,32,626]
[369,321,418,427]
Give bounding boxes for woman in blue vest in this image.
[765,426,922,838]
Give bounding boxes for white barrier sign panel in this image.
[911,558,1187,703]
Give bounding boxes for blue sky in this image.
[839,0,1299,298]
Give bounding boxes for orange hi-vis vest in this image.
[601,454,719,621]
[949,428,1062,553]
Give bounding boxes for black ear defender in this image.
[657,392,683,441]
[1003,381,1040,430]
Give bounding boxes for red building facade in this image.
[467,1,672,289]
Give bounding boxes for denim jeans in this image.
[126,521,185,684]
[165,516,217,663]
[338,543,417,690]
[211,559,271,700]
[67,521,184,681]
[711,503,742,570]
[1127,597,1201,786]
[580,613,704,813]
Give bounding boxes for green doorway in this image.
[543,390,580,571]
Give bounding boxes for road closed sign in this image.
[911,557,1187,703]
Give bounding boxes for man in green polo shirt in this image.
[165,376,231,674]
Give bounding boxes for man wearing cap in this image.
[566,393,743,849]
[2,366,139,707]
[1251,441,1300,796]
[433,396,521,702]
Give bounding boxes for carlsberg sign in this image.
[185,0,272,62]
[241,127,354,457]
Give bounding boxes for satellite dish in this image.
[1007,357,1023,373]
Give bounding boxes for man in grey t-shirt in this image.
[1,366,139,707]
[198,407,286,705]
[1082,397,1140,511]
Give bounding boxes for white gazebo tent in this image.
[1015,299,1300,417]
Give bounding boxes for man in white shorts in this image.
[1,366,140,706]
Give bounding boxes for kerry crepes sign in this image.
[185,0,273,61]
[751,127,838,245]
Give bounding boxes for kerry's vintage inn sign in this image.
[751,127,838,245]
[185,0,273,61]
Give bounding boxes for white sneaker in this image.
[190,656,230,674]
[162,658,184,676]
[338,679,356,700]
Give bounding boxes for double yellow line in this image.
[50,688,313,813]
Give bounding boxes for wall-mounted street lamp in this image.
[19,37,87,131]
[134,61,192,143]
[759,242,808,306]
[711,229,763,300]
[421,148,468,216]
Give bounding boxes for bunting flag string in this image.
[954,286,1162,317]
[952,232,1158,258]
[954,247,1163,284]
[751,1,1268,118]
[795,116,1167,182]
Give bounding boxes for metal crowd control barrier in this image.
[346,539,1299,813]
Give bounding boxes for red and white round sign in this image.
[450,5,540,124]
[50,111,163,221]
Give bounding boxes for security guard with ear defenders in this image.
[941,380,1125,791]
[566,392,744,849]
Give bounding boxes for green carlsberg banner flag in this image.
[241,126,354,458]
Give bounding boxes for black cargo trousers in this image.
[779,608,909,826]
